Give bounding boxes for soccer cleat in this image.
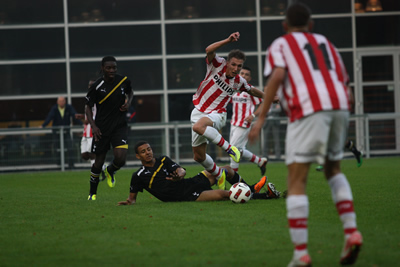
[354,151,363,168]
[259,157,268,175]
[287,254,312,267]
[88,194,96,200]
[104,165,116,188]
[266,182,281,198]
[100,164,107,182]
[340,231,363,265]
[315,165,324,172]
[254,176,267,193]
[227,146,241,163]
[217,169,227,190]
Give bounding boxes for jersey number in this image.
[304,43,332,70]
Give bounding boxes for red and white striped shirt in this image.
[82,105,97,138]
[231,90,262,128]
[193,55,252,114]
[264,32,350,122]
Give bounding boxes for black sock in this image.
[252,193,267,199]
[89,165,101,195]
[108,161,121,175]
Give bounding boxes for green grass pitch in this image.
[1,157,399,266]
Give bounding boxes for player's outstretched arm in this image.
[117,192,137,206]
[205,32,240,64]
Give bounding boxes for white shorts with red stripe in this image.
[190,108,227,147]
[229,124,250,150]
[80,136,93,154]
[285,110,349,165]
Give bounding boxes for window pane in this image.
[362,56,393,81]
[369,120,396,150]
[0,99,59,122]
[70,60,163,93]
[0,64,66,96]
[356,0,400,12]
[260,1,287,16]
[168,94,193,121]
[261,18,352,49]
[167,58,206,90]
[134,95,163,123]
[298,0,351,14]
[356,16,400,46]
[261,20,286,51]
[68,0,160,22]
[165,0,255,19]
[341,52,354,83]
[0,29,65,60]
[363,85,394,113]
[69,25,161,57]
[0,0,63,24]
[166,22,257,54]
[313,18,352,48]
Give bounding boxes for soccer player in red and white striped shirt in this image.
[249,3,362,266]
[191,32,264,190]
[229,67,268,176]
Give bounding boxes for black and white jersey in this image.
[85,74,132,136]
[130,156,187,202]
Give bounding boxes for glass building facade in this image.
[0,0,399,159]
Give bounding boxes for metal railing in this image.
[0,113,399,172]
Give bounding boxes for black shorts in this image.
[181,172,213,201]
[91,125,128,154]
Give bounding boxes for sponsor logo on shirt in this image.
[213,75,235,95]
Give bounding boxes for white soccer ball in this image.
[229,182,252,203]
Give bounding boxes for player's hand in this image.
[120,99,129,112]
[228,32,240,42]
[92,126,102,141]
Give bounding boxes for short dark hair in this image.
[227,49,246,62]
[242,66,251,72]
[285,2,311,27]
[134,140,149,154]
[101,56,117,66]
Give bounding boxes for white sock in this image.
[287,195,309,258]
[203,127,230,151]
[328,173,357,238]
[200,154,222,178]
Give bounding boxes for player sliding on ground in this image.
[190,32,265,191]
[117,141,281,205]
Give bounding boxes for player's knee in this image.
[81,153,90,161]
[193,154,205,163]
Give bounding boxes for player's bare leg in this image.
[196,190,229,201]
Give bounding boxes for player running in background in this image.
[229,66,268,175]
[191,32,265,190]
[117,141,280,205]
[85,56,134,200]
[249,3,362,266]
[75,80,106,180]
[316,139,363,171]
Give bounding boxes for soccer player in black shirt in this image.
[117,141,282,205]
[85,56,134,200]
